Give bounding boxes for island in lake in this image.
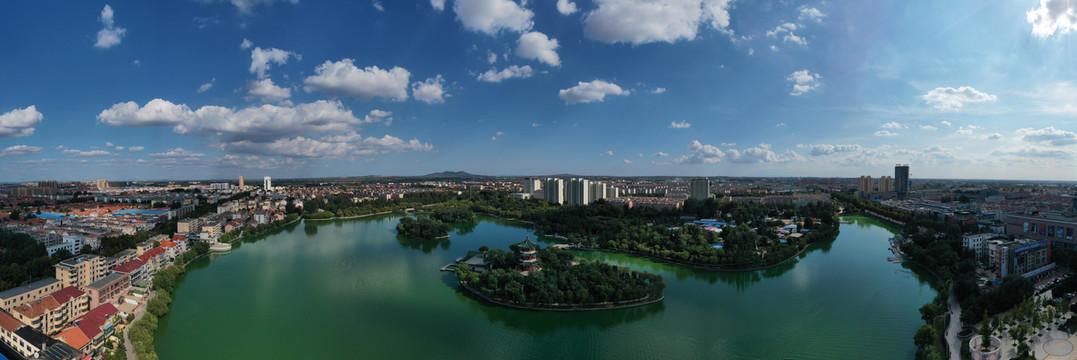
[453,237,665,311]
[396,216,451,240]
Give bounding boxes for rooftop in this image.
[0,309,22,332]
[85,273,128,290]
[0,278,59,300]
[55,254,102,269]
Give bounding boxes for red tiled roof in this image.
[76,320,100,339]
[136,247,165,262]
[172,234,188,242]
[56,326,90,350]
[160,240,177,248]
[75,303,118,339]
[50,286,86,305]
[0,310,21,331]
[112,258,145,274]
[14,295,59,318]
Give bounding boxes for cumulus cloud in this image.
[227,0,299,15]
[920,125,938,131]
[882,122,904,129]
[431,0,446,11]
[363,109,392,125]
[600,150,614,156]
[516,32,560,66]
[411,75,449,104]
[0,145,44,158]
[218,133,432,157]
[240,38,253,49]
[97,99,369,142]
[623,159,632,164]
[372,0,384,12]
[583,0,733,45]
[95,5,127,49]
[993,146,1075,158]
[558,80,629,104]
[62,149,112,157]
[476,65,534,82]
[557,0,578,15]
[799,7,826,22]
[129,146,144,152]
[788,70,821,96]
[1027,0,1077,37]
[250,47,300,78]
[922,86,996,111]
[0,106,43,139]
[453,0,534,35]
[986,133,1003,140]
[246,78,292,102]
[874,130,898,137]
[651,87,667,94]
[674,140,725,164]
[798,144,863,156]
[941,121,952,127]
[198,78,216,93]
[150,148,205,158]
[303,59,410,101]
[654,152,669,157]
[766,23,806,46]
[669,120,691,129]
[725,143,803,163]
[1015,126,1077,146]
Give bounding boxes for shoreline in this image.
[457,282,663,312]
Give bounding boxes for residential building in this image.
[11,287,89,335]
[857,176,873,195]
[238,175,245,189]
[566,178,590,206]
[988,238,1052,279]
[878,176,894,192]
[1005,213,1077,249]
[177,218,204,234]
[895,164,910,199]
[68,303,118,352]
[54,255,106,290]
[95,180,109,189]
[542,178,564,205]
[522,178,541,193]
[85,273,130,309]
[264,176,272,191]
[690,178,711,200]
[0,278,62,311]
[963,233,999,265]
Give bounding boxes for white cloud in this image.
[491,130,505,140]
[373,0,384,12]
[922,86,996,111]
[516,32,561,66]
[62,149,112,157]
[583,0,733,45]
[1027,0,1077,37]
[105,142,115,147]
[1015,126,1077,146]
[452,0,534,35]
[198,78,216,93]
[246,78,292,102]
[476,65,534,82]
[675,140,725,164]
[132,59,141,66]
[558,80,629,104]
[669,120,691,129]
[0,106,43,139]
[799,7,826,22]
[986,133,1003,140]
[654,152,669,157]
[226,0,299,15]
[240,38,253,49]
[557,0,578,15]
[941,121,952,127]
[0,145,44,158]
[218,133,431,157]
[363,109,392,125]
[955,125,980,136]
[431,0,446,11]
[882,122,904,129]
[95,5,127,49]
[651,87,667,94]
[798,144,863,156]
[531,122,539,127]
[874,130,899,137]
[97,99,370,142]
[487,51,498,64]
[725,143,802,163]
[920,125,938,131]
[600,150,614,156]
[993,146,1076,158]
[776,122,787,127]
[766,23,805,46]
[129,146,144,152]
[250,47,300,78]
[623,159,632,164]
[114,146,125,151]
[1024,82,1077,116]
[149,148,206,158]
[412,75,449,104]
[787,70,820,96]
[303,59,410,101]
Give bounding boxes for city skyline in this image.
[2,1,1077,182]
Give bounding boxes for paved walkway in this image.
[124,290,154,360]
[946,284,961,360]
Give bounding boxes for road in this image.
[946,284,961,360]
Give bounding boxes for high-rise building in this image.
[895,164,910,199]
[95,180,109,189]
[606,184,619,199]
[542,178,564,205]
[522,178,542,193]
[690,178,710,200]
[566,178,591,205]
[857,176,874,194]
[878,176,894,192]
[239,175,245,189]
[589,181,607,203]
[263,176,272,191]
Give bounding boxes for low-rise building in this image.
[54,254,106,290]
[85,273,130,309]
[1005,213,1077,250]
[988,238,1053,279]
[0,278,61,311]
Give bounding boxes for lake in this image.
[154,214,936,359]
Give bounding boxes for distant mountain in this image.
[418,171,485,179]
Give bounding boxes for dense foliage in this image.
[396,217,450,240]
[456,247,664,307]
[0,230,54,291]
[430,207,476,223]
[302,191,457,218]
[219,213,300,243]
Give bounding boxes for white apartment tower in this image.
[523,178,542,193]
[542,178,564,205]
[566,178,591,206]
[263,176,272,191]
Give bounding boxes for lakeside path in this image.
[946,284,961,360]
[124,289,155,360]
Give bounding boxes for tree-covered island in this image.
[454,239,665,310]
[395,216,450,240]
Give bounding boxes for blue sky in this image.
[2,0,1077,182]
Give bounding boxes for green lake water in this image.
[154,215,936,359]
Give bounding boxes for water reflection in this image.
[396,235,451,253]
[456,288,666,335]
[449,221,478,236]
[304,223,319,236]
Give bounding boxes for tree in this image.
[914,324,937,349]
[920,302,940,322]
[979,313,994,351]
[50,249,74,262]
